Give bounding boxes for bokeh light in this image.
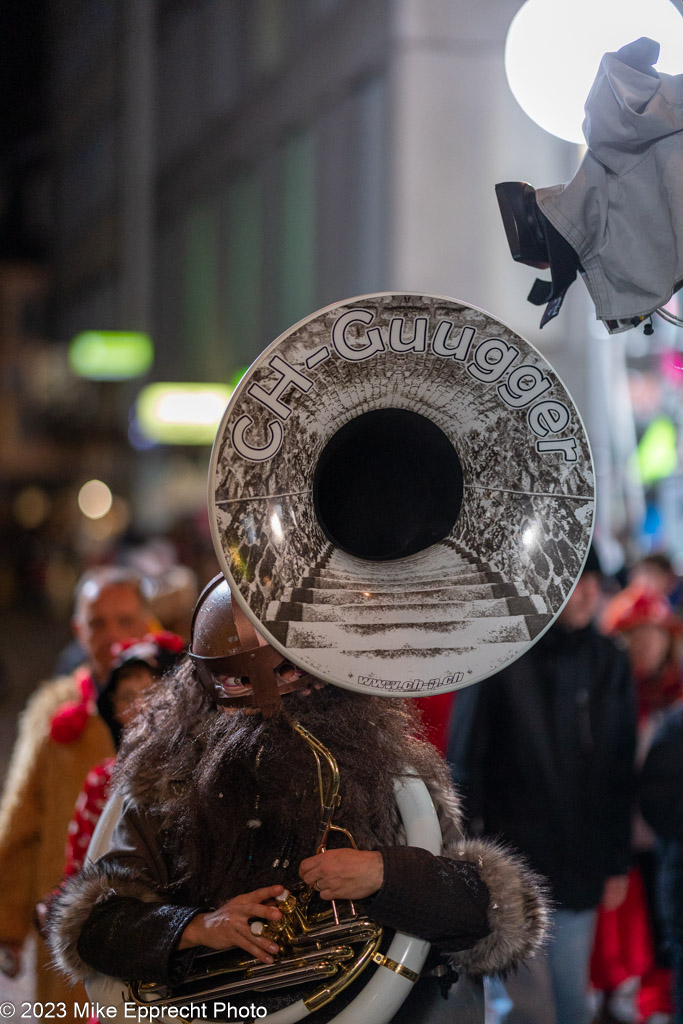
[505,0,683,143]
[13,486,51,529]
[79,498,130,544]
[136,383,233,445]
[78,479,113,519]
[635,417,678,486]
[69,331,154,380]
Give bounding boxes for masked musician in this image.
[49,575,548,1023]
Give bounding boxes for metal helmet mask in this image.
[189,574,309,717]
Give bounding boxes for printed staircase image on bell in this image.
[263,541,552,690]
[210,293,594,695]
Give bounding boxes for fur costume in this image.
[0,669,114,1006]
[49,670,548,1022]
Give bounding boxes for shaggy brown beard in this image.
[116,657,451,905]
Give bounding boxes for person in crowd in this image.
[640,704,683,1024]
[42,633,185,1024]
[0,567,157,1006]
[628,555,682,615]
[61,631,186,878]
[596,585,683,1023]
[448,548,637,1024]
[602,586,683,732]
[52,557,197,676]
[48,575,549,1024]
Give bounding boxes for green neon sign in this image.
[136,383,234,445]
[69,331,154,380]
[635,417,678,486]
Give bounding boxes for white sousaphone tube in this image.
[85,774,441,1024]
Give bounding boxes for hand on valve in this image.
[178,884,285,964]
[299,848,384,901]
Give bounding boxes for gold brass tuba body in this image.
[85,722,441,1024]
[130,722,385,1012]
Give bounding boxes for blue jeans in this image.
[497,908,597,1024]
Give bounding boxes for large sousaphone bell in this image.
[85,293,594,1024]
[210,292,595,694]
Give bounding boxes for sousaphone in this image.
[86,293,594,1023]
[210,292,594,694]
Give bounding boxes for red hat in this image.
[98,631,186,747]
[602,585,683,636]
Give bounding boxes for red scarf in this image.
[50,668,96,744]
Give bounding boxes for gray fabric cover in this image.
[536,37,683,331]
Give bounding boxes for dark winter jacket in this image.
[640,704,683,1023]
[448,622,637,909]
[641,703,683,844]
[641,703,683,925]
[49,772,548,1023]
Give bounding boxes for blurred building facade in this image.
[52,0,397,378]
[3,0,682,607]
[47,0,590,509]
[52,0,595,364]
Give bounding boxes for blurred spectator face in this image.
[110,664,156,728]
[623,623,671,678]
[73,583,153,681]
[629,558,676,598]
[558,571,602,630]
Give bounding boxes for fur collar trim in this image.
[49,862,161,983]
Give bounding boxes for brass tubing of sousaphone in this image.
[209,292,595,697]
[127,721,385,1014]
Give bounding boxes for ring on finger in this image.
[314,880,322,892]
